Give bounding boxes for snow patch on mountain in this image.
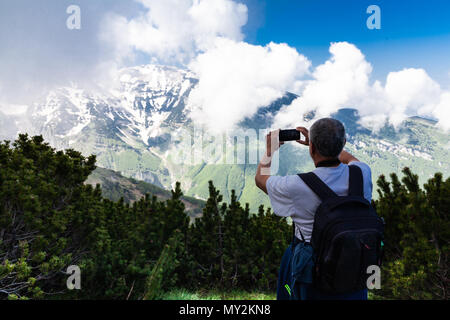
[28,65,198,148]
[375,139,433,161]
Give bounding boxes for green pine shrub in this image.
[1,135,448,300]
[374,167,449,299]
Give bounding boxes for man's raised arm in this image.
[255,130,283,194]
[339,150,359,164]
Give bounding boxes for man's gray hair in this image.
[309,118,346,158]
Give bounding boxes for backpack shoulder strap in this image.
[348,165,364,197]
[298,172,338,201]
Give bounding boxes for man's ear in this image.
[343,138,347,148]
[310,143,316,156]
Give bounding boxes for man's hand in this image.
[265,129,284,157]
[296,127,309,146]
[255,129,283,194]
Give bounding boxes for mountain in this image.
[1,64,449,211]
[86,166,204,218]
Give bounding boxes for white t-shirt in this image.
[266,161,373,242]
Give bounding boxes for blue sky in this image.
[243,0,450,84]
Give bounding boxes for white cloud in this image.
[0,86,28,116]
[101,0,248,64]
[100,2,450,133]
[0,102,28,116]
[273,42,450,132]
[433,92,450,130]
[187,38,311,132]
[101,0,311,132]
[274,42,372,128]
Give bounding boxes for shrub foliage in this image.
[374,168,449,299]
[0,135,448,299]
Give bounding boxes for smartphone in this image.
[279,129,302,142]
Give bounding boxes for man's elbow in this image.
[255,175,268,194]
[255,175,261,189]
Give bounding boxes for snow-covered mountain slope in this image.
[29,65,197,148]
[1,64,449,210]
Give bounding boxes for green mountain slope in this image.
[86,167,204,217]
[172,110,449,211]
[79,110,450,213]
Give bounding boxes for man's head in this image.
[309,118,346,161]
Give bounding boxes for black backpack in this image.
[298,165,384,295]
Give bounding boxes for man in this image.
[255,118,372,300]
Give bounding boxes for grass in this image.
[161,289,276,300]
[162,289,381,300]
